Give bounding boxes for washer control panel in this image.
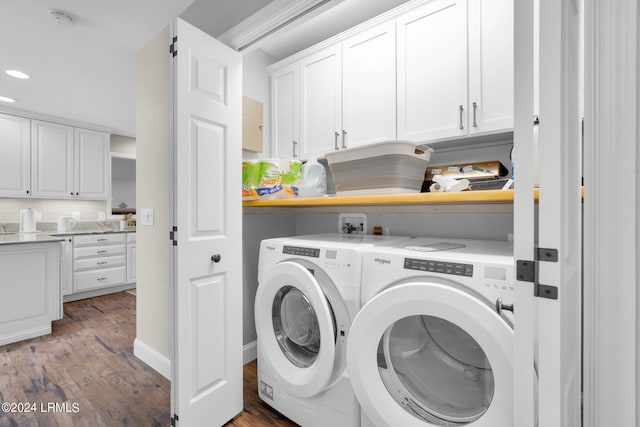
[403,257,473,277]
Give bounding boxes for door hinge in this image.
[169,226,178,246]
[516,248,559,300]
[171,413,179,426]
[169,36,178,57]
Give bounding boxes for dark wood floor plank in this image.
[0,292,298,427]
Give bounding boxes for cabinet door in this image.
[0,114,31,197]
[271,63,300,159]
[127,244,136,284]
[60,238,73,296]
[342,21,397,149]
[31,121,74,198]
[468,0,514,134]
[397,0,467,142]
[300,45,342,160]
[75,128,110,199]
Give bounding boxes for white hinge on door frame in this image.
[516,247,559,300]
[169,226,178,246]
[169,36,178,57]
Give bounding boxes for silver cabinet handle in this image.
[97,277,108,281]
[97,238,108,242]
[342,130,347,149]
[97,250,108,254]
[334,131,339,150]
[97,261,108,265]
[495,297,514,315]
[292,140,298,158]
[459,105,464,130]
[472,102,478,128]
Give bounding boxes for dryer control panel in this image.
[282,245,320,258]
[403,257,474,277]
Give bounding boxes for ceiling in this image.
[0,0,409,138]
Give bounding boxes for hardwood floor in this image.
[0,292,297,427]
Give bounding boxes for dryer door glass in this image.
[378,315,494,425]
[273,286,322,368]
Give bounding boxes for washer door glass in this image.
[272,285,322,368]
[378,315,494,425]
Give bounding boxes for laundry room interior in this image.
[0,0,636,426]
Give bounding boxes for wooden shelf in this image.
[243,189,536,208]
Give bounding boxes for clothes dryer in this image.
[346,237,526,427]
[255,233,410,427]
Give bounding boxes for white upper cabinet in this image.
[397,0,468,142]
[31,120,75,198]
[467,0,514,134]
[300,44,342,160]
[342,21,397,149]
[74,128,110,199]
[0,113,31,197]
[271,63,300,159]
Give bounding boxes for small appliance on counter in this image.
[57,216,76,233]
[19,208,37,233]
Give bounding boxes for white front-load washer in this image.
[347,237,524,427]
[255,233,411,427]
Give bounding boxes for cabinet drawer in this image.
[74,244,126,259]
[74,255,126,271]
[126,233,136,244]
[74,267,126,292]
[73,233,125,246]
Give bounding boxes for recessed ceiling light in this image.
[0,96,16,103]
[6,70,30,79]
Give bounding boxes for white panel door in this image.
[397,0,467,142]
[342,21,396,149]
[271,63,300,159]
[172,18,243,427]
[300,44,342,159]
[468,0,514,134]
[0,113,31,197]
[74,128,110,199]
[31,120,74,198]
[535,0,582,425]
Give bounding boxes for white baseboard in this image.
[134,338,171,380]
[243,340,257,364]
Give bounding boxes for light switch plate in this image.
[141,208,154,226]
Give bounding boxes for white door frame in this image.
[583,1,638,425]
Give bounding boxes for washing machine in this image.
[255,233,411,427]
[346,237,524,427]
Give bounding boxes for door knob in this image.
[211,254,221,263]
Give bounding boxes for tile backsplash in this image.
[0,198,108,224]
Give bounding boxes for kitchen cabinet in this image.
[0,113,31,197]
[396,0,513,142]
[60,237,73,297]
[0,117,110,200]
[300,44,342,159]
[396,0,468,142]
[466,0,514,134]
[30,120,75,198]
[342,21,397,149]
[271,63,300,159]
[74,128,111,199]
[126,232,136,284]
[72,233,126,293]
[0,242,60,345]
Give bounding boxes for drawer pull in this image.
[97,261,108,265]
[97,250,108,254]
[97,238,108,242]
[97,277,108,281]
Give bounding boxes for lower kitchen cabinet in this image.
[62,232,135,302]
[0,242,61,345]
[126,232,136,284]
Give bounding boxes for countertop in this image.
[0,228,136,246]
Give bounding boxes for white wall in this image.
[242,49,277,160]
[135,27,171,364]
